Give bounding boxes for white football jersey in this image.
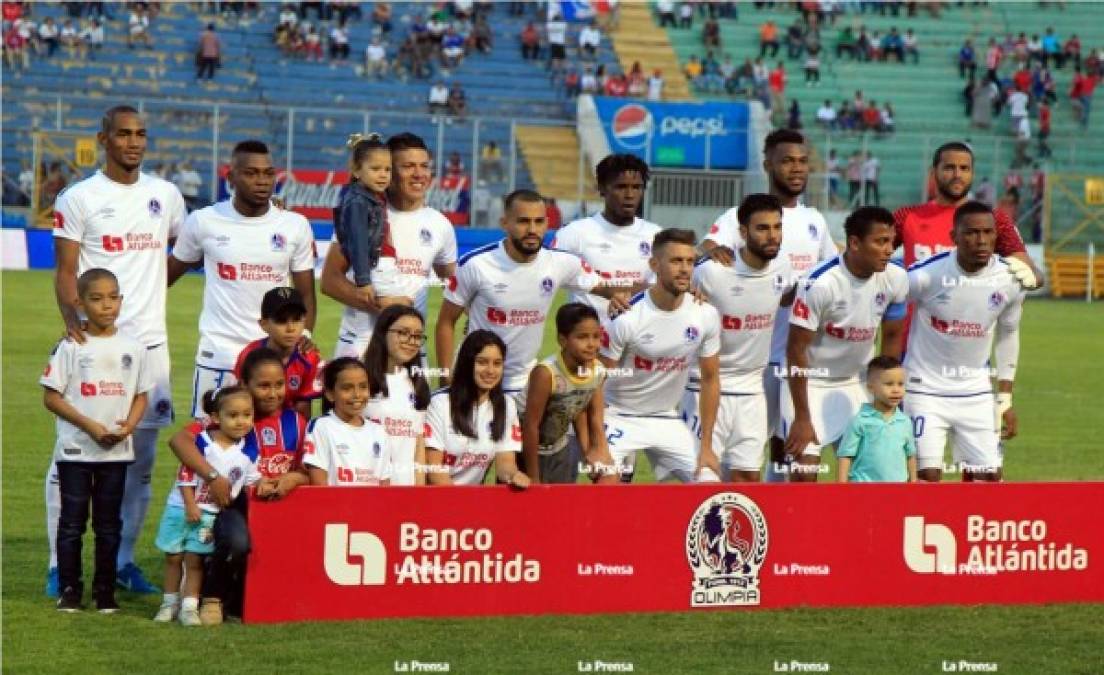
[303,413,394,485]
[168,431,262,513]
[691,253,793,393]
[444,242,598,392]
[424,390,522,485]
[789,255,909,384]
[706,203,836,363]
[364,371,426,486]
[172,201,315,369]
[52,171,186,346]
[552,213,661,319]
[904,251,1025,396]
[41,331,154,463]
[601,290,721,415]
[337,206,457,343]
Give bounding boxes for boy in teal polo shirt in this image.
[837,355,917,482]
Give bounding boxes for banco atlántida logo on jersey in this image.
[902,515,1089,575]
[686,492,768,607]
[323,522,541,586]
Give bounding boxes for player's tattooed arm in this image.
[53,239,85,343]
[879,318,906,360]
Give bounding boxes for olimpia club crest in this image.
[686,492,768,607]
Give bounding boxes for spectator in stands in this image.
[579,20,601,60]
[470,15,491,54]
[448,83,468,118]
[787,100,802,130]
[545,197,562,230]
[196,23,221,80]
[985,38,1001,84]
[304,25,323,61]
[656,0,676,28]
[1007,86,1029,135]
[647,68,664,101]
[364,37,387,79]
[1012,63,1031,93]
[1012,32,1029,65]
[880,102,895,135]
[1027,33,1044,67]
[759,19,779,58]
[1070,65,1098,129]
[372,2,392,34]
[38,17,58,57]
[330,21,351,63]
[972,78,997,129]
[868,29,884,61]
[855,26,871,62]
[804,44,821,85]
[827,148,842,206]
[1038,27,1059,69]
[959,39,976,79]
[975,176,996,208]
[480,141,504,183]
[751,57,769,104]
[605,71,628,96]
[862,99,881,131]
[1037,99,1052,158]
[846,150,862,204]
[862,151,880,205]
[440,27,464,69]
[446,152,464,178]
[1011,116,1032,169]
[903,28,918,63]
[563,67,581,97]
[173,161,203,212]
[1034,66,1057,105]
[700,52,723,93]
[426,11,449,45]
[60,19,79,57]
[42,162,68,207]
[79,17,103,59]
[837,101,855,132]
[684,54,702,87]
[546,11,567,77]
[627,61,646,96]
[702,16,719,49]
[816,99,837,129]
[278,4,298,30]
[3,22,28,70]
[1063,33,1081,70]
[836,24,856,60]
[785,18,804,60]
[427,80,449,115]
[127,5,151,49]
[13,15,38,56]
[678,2,694,29]
[768,61,786,123]
[519,21,539,60]
[581,65,599,94]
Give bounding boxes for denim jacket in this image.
[333,181,389,286]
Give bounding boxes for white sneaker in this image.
[153,601,178,623]
[178,607,201,627]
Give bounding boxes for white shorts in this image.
[764,364,783,439]
[904,391,1002,473]
[680,388,768,473]
[139,342,174,429]
[334,329,370,360]
[604,410,720,483]
[191,364,237,419]
[780,380,868,457]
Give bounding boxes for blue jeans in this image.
[56,461,128,595]
[202,494,250,616]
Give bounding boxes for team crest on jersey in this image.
[419,228,432,245]
[639,241,651,256]
[228,466,243,484]
[156,399,172,417]
[686,492,768,607]
[53,211,65,229]
[874,291,887,307]
[148,198,161,216]
[597,242,613,253]
[271,233,287,251]
[288,375,301,390]
[540,277,555,295]
[808,223,818,240]
[372,442,382,458]
[408,392,418,406]
[493,282,509,294]
[121,354,133,369]
[262,427,278,446]
[772,274,787,293]
[684,326,700,343]
[988,291,1006,310]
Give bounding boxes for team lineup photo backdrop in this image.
[244,483,1102,624]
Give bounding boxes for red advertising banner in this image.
[217,167,471,224]
[243,483,1103,624]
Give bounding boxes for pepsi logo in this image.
[611,104,654,150]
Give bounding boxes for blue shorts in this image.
[155,504,217,555]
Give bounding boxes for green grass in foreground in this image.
[3,270,1103,673]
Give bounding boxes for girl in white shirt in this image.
[305,359,393,486]
[425,330,529,488]
[363,305,431,485]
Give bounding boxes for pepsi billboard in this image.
[595,97,749,170]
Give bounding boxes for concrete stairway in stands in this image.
[514,125,598,202]
[610,3,692,101]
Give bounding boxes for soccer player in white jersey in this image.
[681,194,796,482]
[701,129,836,480]
[436,189,626,399]
[904,202,1026,483]
[49,105,187,596]
[784,207,909,482]
[320,132,458,359]
[552,153,660,323]
[600,228,723,483]
[167,140,317,418]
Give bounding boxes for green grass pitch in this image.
[3,270,1102,674]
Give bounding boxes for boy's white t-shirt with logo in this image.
[172,201,316,369]
[41,332,155,463]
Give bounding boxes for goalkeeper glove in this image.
[1006,257,1038,290]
